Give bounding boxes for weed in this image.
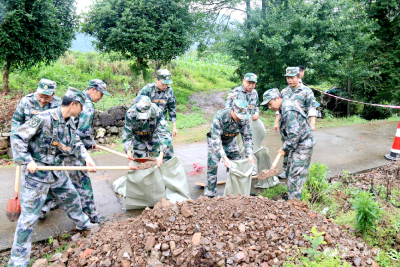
[303,162,329,204]
[302,226,327,259]
[60,233,70,240]
[260,183,287,199]
[48,236,54,245]
[351,190,383,236]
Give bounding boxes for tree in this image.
[0,0,78,92]
[82,0,194,72]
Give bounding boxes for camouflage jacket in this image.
[281,84,316,117]
[11,92,62,132]
[279,99,315,151]
[138,83,177,122]
[72,91,95,149]
[11,107,89,171]
[209,108,253,157]
[122,103,171,153]
[226,85,260,115]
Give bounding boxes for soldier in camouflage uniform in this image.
[205,100,254,198]
[11,79,62,218]
[122,95,171,167]
[274,67,317,179]
[137,69,176,161]
[61,79,111,223]
[261,88,315,200]
[8,88,97,267]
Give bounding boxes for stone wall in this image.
[93,105,129,144]
[0,132,12,159]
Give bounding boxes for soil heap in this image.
[65,196,377,267]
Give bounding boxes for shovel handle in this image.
[36,166,138,171]
[15,165,21,199]
[94,144,134,160]
[271,153,282,169]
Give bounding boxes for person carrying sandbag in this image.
[204,99,254,198]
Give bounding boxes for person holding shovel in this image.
[273,67,317,180]
[138,69,176,161]
[53,79,110,224]
[122,95,171,167]
[8,88,97,267]
[260,88,315,200]
[204,100,254,198]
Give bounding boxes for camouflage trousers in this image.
[64,156,101,223]
[285,146,313,200]
[8,168,90,267]
[133,135,173,162]
[205,137,241,197]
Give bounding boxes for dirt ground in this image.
[189,90,228,121]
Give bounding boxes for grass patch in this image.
[260,183,287,199]
[175,112,207,129]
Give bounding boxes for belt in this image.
[52,141,71,152]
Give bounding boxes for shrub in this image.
[303,163,329,204]
[351,190,383,236]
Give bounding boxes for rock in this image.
[0,149,7,156]
[145,236,156,251]
[102,258,112,266]
[97,137,105,143]
[109,126,119,134]
[118,244,133,261]
[154,198,172,210]
[200,238,210,245]
[239,223,246,233]
[172,248,184,256]
[147,258,163,267]
[217,259,225,266]
[121,260,130,267]
[324,233,333,245]
[193,224,201,233]
[192,232,201,245]
[267,213,277,220]
[161,243,170,251]
[0,137,9,149]
[95,128,106,138]
[115,120,125,127]
[145,223,159,233]
[260,263,269,267]
[107,106,127,121]
[181,205,192,217]
[49,263,65,267]
[1,132,11,137]
[169,241,176,251]
[42,246,51,253]
[234,251,246,263]
[216,242,225,250]
[50,252,62,262]
[99,112,115,127]
[354,257,362,266]
[52,239,60,249]
[7,148,13,159]
[371,261,379,267]
[32,258,48,267]
[169,216,175,223]
[80,249,95,259]
[123,252,130,259]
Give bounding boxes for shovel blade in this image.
[6,198,21,222]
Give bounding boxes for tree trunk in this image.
[262,0,267,19]
[2,60,10,93]
[245,0,251,20]
[347,58,351,117]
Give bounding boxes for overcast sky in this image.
[76,0,92,14]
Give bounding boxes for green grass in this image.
[260,183,287,199]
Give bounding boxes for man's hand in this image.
[274,123,279,133]
[223,156,230,169]
[85,157,97,173]
[248,155,255,165]
[274,114,280,133]
[127,151,134,163]
[310,116,316,131]
[252,114,259,121]
[27,161,38,174]
[173,127,178,137]
[277,149,286,156]
[156,152,164,167]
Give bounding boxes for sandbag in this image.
[112,175,127,197]
[125,161,166,210]
[223,159,253,196]
[237,118,267,159]
[160,157,191,203]
[253,147,279,189]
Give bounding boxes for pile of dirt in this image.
[136,157,157,170]
[60,196,377,266]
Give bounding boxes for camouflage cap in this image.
[135,95,152,120]
[88,79,111,96]
[37,78,57,96]
[232,99,249,121]
[156,69,173,85]
[65,87,86,106]
[244,73,258,83]
[260,88,281,105]
[284,67,299,77]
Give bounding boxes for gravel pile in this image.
[50,196,378,266]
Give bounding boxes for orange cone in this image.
[385,122,400,161]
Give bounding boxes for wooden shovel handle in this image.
[94,144,131,159]
[36,166,138,171]
[271,153,282,169]
[15,165,21,199]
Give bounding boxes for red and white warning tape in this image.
[311,87,400,109]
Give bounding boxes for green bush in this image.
[260,183,287,199]
[351,190,383,236]
[302,162,329,204]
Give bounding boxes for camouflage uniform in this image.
[8,89,93,266]
[205,100,253,197]
[225,73,259,116]
[138,69,176,161]
[261,89,315,200]
[122,96,171,160]
[11,79,62,216]
[279,68,316,178]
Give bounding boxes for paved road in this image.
[0,120,397,250]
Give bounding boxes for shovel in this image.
[36,166,139,171]
[6,166,21,222]
[94,144,154,163]
[258,153,282,180]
